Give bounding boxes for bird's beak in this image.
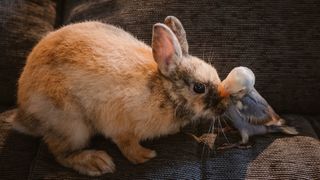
[218,84,230,98]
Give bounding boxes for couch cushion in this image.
[61,0,320,114]
[308,115,320,138]
[0,0,56,108]
[200,114,320,179]
[0,110,319,179]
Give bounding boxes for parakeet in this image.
[219,66,298,149]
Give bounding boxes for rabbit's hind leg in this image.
[28,94,115,176]
[43,109,116,176]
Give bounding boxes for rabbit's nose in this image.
[215,94,231,115]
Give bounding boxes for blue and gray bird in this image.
[220,67,298,148]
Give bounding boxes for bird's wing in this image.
[237,88,273,125]
[224,104,248,128]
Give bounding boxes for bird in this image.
[218,66,298,149]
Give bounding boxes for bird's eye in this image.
[238,89,246,94]
[193,83,206,94]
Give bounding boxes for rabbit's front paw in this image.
[115,137,157,164]
[125,146,157,164]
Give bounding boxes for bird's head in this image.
[221,66,255,99]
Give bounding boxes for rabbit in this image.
[13,16,228,176]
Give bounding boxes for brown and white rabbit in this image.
[14,16,228,176]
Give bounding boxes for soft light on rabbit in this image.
[14,16,228,176]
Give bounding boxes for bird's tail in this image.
[267,125,299,135]
[279,126,299,135]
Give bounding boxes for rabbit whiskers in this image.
[189,114,232,156]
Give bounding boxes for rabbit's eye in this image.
[193,83,206,94]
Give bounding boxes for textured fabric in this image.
[62,0,320,114]
[1,110,319,179]
[203,136,320,179]
[0,0,56,108]
[199,114,320,179]
[308,115,320,138]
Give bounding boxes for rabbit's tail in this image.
[11,109,41,137]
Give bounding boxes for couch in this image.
[0,0,319,179]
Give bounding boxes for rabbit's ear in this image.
[164,16,188,55]
[152,23,182,77]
